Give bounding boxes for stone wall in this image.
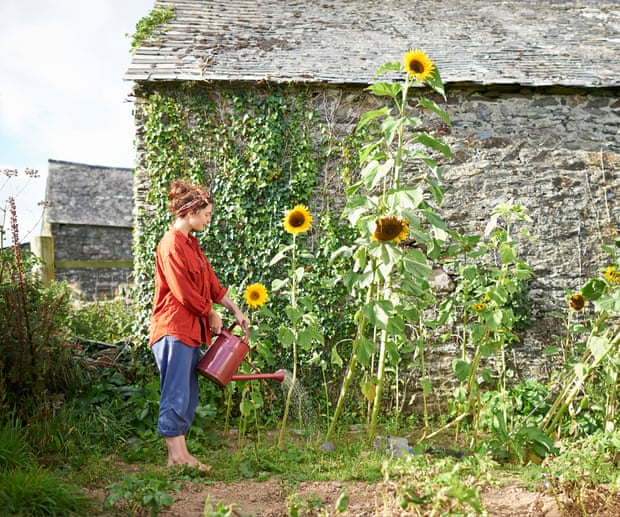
[133,81,619,388]
[52,223,133,299]
[307,83,619,385]
[437,86,618,380]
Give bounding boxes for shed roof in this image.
[125,0,620,88]
[44,160,133,228]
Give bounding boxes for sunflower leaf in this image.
[366,158,395,191]
[331,345,343,368]
[385,186,424,210]
[357,107,389,131]
[424,67,445,98]
[373,61,401,78]
[269,244,294,266]
[278,327,296,347]
[417,97,452,126]
[354,336,376,367]
[414,133,451,158]
[367,82,402,100]
[364,300,393,330]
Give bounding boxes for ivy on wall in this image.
[131,83,359,360]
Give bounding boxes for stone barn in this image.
[125,0,619,379]
[40,159,134,299]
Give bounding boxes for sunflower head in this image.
[403,48,435,82]
[472,302,487,312]
[603,265,620,284]
[244,283,268,310]
[569,293,585,312]
[283,205,312,234]
[372,216,409,243]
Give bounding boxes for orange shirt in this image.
[149,227,227,347]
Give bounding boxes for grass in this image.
[3,398,620,517]
[0,466,93,517]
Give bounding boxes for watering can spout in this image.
[231,369,286,383]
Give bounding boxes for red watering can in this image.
[195,323,286,387]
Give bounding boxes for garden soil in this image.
[154,476,620,517]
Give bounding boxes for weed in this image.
[0,419,33,469]
[286,492,326,517]
[0,466,93,517]
[104,473,179,517]
[203,496,241,517]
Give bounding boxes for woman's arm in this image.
[217,294,249,341]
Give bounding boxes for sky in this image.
[0,0,155,243]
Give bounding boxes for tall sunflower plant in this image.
[270,205,324,447]
[222,281,270,443]
[327,49,454,441]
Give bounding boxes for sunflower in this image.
[569,293,585,312]
[603,265,620,284]
[283,205,312,234]
[403,48,435,82]
[372,216,409,243]
[244,283,268,310]
[472,302,487,312]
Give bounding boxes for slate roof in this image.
[125,0,620,88]
[43,160,133,228]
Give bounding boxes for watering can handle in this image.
[224,321,248,343]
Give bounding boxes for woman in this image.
[150,178,249,470]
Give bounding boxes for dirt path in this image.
[158,478,570,516]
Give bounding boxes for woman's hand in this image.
[234,311,250,342]
[206,310,223,336]
[218,294,250,341]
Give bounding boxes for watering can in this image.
[195,323,286,387]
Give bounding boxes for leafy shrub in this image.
[0,247,84,418]
[67,295,135,345]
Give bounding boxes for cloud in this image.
[0,0,153,241]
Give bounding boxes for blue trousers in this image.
[152,336,201,437]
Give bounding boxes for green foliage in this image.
[385,452,490,516]
[541,238,620,437]
[0,466,92,517]
[203,497,241,517]
[327,49,452,441]
[0,243,84,418]
[128,3,175,54]
[104,473,178,516]
[0,420,33,470]
[286,492,326,517]
[67,295,135,344]
[542,429,620,515]
[132,83,356,412]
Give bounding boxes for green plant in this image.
[543,429,620,516]
[67,295,135,345]
[286,492,327,517]
[541,238,620,437]
[0,420,33,470]
[0,466,92,517]
[327,48,451,441]
[0,197,84,419]
[274,205,324,447]
[203,496,241,517]
[445,202,534,445]
[128,4,175,54]
[104,473,178,517]
[385,452,490,516]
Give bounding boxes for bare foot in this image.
[168,457,211,471]
[165,435,210,471]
